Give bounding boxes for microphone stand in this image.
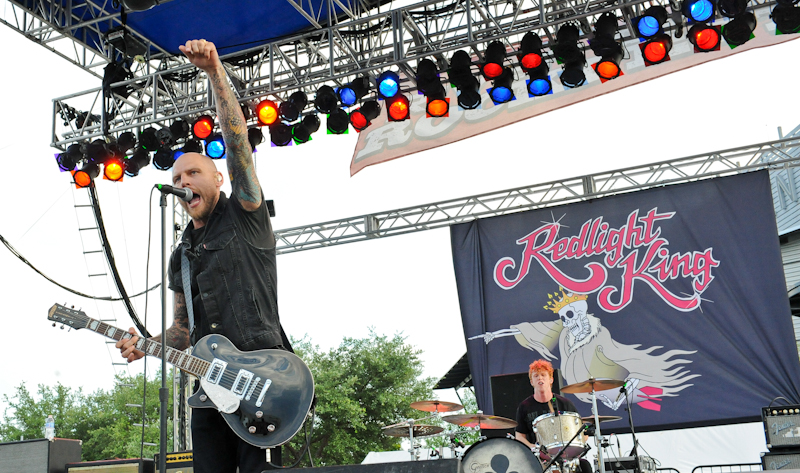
[623,387,640,473]
[158,193,168,473]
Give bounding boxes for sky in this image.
[1,15,799,467]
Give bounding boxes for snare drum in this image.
[533,412,585,459]
[460,437,543,473]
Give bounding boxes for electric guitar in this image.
[47,303,314,448]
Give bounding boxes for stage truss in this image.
[273,132,800,253]
[0,0,785,150]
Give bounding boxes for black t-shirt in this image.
[515,394,580,444]
[168,192,274,343]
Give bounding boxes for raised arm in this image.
[179,39,262,211]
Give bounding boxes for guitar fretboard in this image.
[85,318,210,378]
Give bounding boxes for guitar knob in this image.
[267,424,276,432]
[249,426,257,434]
[256,411,263,418]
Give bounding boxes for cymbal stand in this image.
[624,389,641,472]
[590,382,607,473]
[406,419,420,461]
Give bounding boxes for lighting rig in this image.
[54,1,798,188]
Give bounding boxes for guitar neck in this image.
[85,318,209,378]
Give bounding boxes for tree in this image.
[1,371,173,461]
[284,331,437,467]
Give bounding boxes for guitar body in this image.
[185,334,314,448]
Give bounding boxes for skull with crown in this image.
[544,288,591,342]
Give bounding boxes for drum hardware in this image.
[381,418,445,461]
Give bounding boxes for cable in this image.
[265,401,317,470]
[0,233,159,301]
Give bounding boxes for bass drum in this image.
[460,437,543,473]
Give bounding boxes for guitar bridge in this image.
[206,359,227,385]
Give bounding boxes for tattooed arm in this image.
[179,39,262,211]
[115,292,191,362]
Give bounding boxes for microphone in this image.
[552,395,560,416]
[155,184,193,202]
[614,380,631,403]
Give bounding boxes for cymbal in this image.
[382,424,444,438]
[410,400,464,413]
[442,413,518,429]
[581,415,622,424]
[560,378,625,394]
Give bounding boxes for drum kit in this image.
[381,377,627,473]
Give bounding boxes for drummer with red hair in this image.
[515,359,593,473]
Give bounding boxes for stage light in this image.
[772,1,800,34]
[337,77,370,107]
[327,108,350,134]
[86,139,111,164]
[169,119,190,141]
[155,128,175,151]
[527,77,552,96]
[689,23,722,51]
[640,34,674,64]
[279,91,308,122]
[315,85,339,114]
[416,59,449,117]
[723,12,756,46]
[635,6,669,38]
[256,100,279,126]
[121,0,158,11]
[205,134,226,159]
[683,0,716,22]
[117,132,137,153]
[488,67,514,104]
[73,163,99,188]
[292,115,321,144]
[517,32,550,97]
[377,71,401,99]
[481,41,507,79]
[270,123,293,146]
[248,127,264,151]
[386,95,411,121]
[718,0,747,16]
[553,24,587,88]
[56,144,83,172]
[192,115,214,140]
[103,158,124,181]
[125,147,150,177]
[349,101,381,132]
[153,149,175,170]
[449,50,481,110]
[182,139,203,154]
[590,13,624,80]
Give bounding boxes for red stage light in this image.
[482,62,503,79]
[73,163,99,189]
[192,115,214,140]
[644,42,667,62]
[427,98,449,117]
[689,24,721,52]
[104,159,124,181]
[596,60,621,80]
[256,100,279,126]
[350,111,369,131]
[520,53,543,70]
[387,96,410,121]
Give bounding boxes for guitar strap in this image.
[180,248,196,343]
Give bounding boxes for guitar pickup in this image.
[232,370,254,398]
[206,359,227,385]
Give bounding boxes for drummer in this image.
[515,359,593,473]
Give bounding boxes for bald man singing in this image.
[116,39,292,473]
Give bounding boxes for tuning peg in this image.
[60,325,65,330]
[52,323,56,327]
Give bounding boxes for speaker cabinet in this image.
[761,450,800,470]
[485,369,564,438]
[66,458,154,473]
[762,405,800,449]
[154,450,193,473]
[0,438,82,473]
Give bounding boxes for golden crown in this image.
[543,287,588,313]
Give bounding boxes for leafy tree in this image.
[1,371,173,461]
[284,331,437,467]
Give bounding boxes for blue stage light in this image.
[528,77,552,96]
[638,16,661,36]
[377,71,400,99]
[489,86,513,103]
[684,0,715,22]
[488,67,514,104]
[338,87,357,107]
[206,134,226,159]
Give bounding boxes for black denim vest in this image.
[170,193,282,351]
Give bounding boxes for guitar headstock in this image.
[48,304,91,330]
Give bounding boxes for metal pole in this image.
[159,193,168,473]
[591,383,606,473]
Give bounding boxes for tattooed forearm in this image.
[207,67,262,206]
[163,292,191,350]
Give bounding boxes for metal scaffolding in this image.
[1,0,784,151]
[273,134,800,253]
